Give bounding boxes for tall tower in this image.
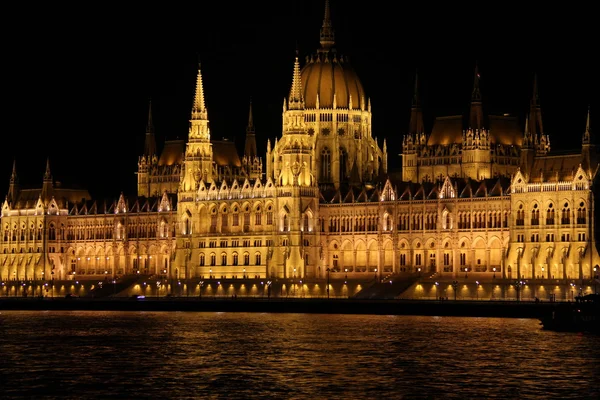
[463,63,491,180]
[180,63,213,193]
[402,71,422,182]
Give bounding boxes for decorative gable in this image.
[573,164,590,190]
[380,179,395,201]
[115,193,127,214]
[159,191,171,212]
[2,199,10,217]
[439,176,455,199]
[511,169,527,193]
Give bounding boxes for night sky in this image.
[3,1,596,200]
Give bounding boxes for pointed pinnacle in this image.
[192,63,206,116]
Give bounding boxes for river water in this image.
[0,311,598,399]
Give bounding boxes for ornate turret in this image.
[181,63,213,190]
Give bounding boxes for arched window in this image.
[210,253,216,266]
[303,214,309,232]
[48,224,56,241]
[255,253,262,265]
[282,214,289,231]
[516,205,524,226]
[546,204,555,225]
[531,204,539,225]
[221,253,227,266]
[232,253,238,266]
[199,254,205,266]
[561,203,570,225]
[577,202,586,224]
[321,148,331,182]
[244,253,250,265]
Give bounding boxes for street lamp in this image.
[476,280,480,301]
[593,265,598,294]
[464,267,468,279]
[435,281,439,300]
[199,281,204,298]
[541,266,545,281]
[493,267,496,280]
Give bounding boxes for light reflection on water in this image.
[0,311,598,399]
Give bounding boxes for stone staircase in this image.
[84,275,150,298]
[352,274,421,299]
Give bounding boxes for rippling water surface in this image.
[0,311,598,399]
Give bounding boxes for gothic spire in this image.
[144,100,157,158]
[288,52,304,109]
[44,157,52,181]
[529,73,544,136]
[7,158,18,203]
[246,99,255,134]
[469,62,483,130]
[583,105,592,144]
[10,158,17,184]
[244,100,257,160]
[409,71,425,135]
[191,63,207,120]
[319,0,335,50]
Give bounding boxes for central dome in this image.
[301,52,365,110]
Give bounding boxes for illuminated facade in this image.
[1,1,598,284]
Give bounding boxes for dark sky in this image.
[3,1,596,200]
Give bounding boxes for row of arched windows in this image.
[199,252,262,267]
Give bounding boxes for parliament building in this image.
[1,1,598,287]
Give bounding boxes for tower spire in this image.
[469,62,483,130]
[319,0,335,50]
[244,100,257,160]
[529,73,544,136]
[288,52,304,109]
[7,158,19,203]
[409,71,424,135]
[10,158,17,184]
[191,63,207,120]
[44,157,52,181]
[583,105,592,144]
[144,100,157,158]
